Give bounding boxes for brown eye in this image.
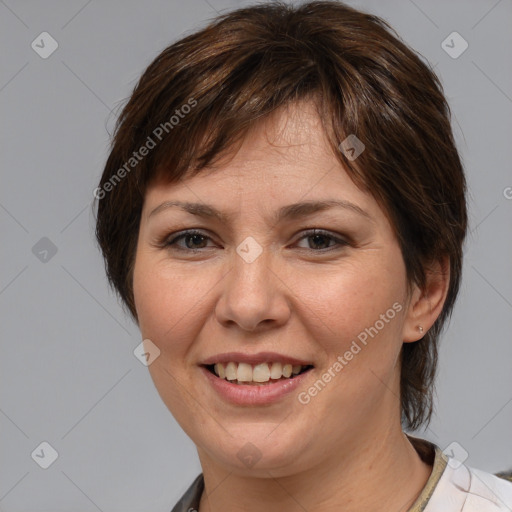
[296,229,349,251]
[166,230,214,251]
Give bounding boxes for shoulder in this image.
[424,459,512,511]
[170,473,204,512]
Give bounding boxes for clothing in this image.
[170,436,512,511]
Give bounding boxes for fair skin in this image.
[132,100,449,511]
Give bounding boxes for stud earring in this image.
[418,325,424,334]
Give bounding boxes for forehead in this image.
[205,100,333,178]
[142,100,378,221]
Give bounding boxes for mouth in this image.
[201,362,315,386]
[198,352,316,405]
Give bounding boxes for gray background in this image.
[1,0,511,510]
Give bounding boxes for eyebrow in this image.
[148,199,372,223]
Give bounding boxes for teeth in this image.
[252,363,271,382]
[270,362,282,379]
[210,362,310,383]
[282,364,292,378]
[237,362,252,382]
[214,363,225,379]
[225,362,237,381]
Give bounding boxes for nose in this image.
[214,246,291,333]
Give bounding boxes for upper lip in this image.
[200,351,314,366]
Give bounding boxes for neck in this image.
[197,427,432,512]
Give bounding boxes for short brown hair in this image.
[95,1,467,430]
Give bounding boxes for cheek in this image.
[133,254,214,357]
[290,267,407,427]
[289,257,407,352]
[132,255,206,422]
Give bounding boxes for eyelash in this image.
[163,229,349,253]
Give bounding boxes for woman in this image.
[95,1,512,510]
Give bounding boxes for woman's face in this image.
[133,101,419,476]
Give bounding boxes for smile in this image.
[199,364,315,406]
[205,361,314,385]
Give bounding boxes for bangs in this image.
[129,49,335,191]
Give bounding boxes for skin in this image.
[132,100,450,511]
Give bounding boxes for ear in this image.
[402,256,450,343]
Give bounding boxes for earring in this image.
[418,325,424,334]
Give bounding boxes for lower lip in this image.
[199,366,313,406]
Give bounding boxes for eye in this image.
[163,228,349,253]
[295,229,349,251]
[165,230,215,251]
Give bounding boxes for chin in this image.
[197,418,315,475]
